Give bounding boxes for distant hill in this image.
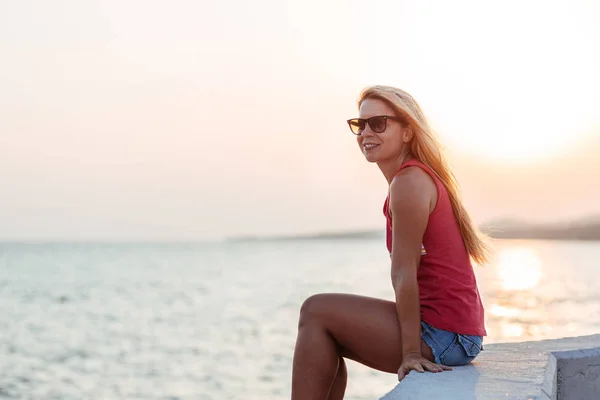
[480,218,600,241]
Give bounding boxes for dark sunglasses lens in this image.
[348,119,364,134]
[369,116,387,132]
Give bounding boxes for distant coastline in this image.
[479,218,600,241]
[227,218,600,242]
[226,229,385,242]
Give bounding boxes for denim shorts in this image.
[420,321,483,366]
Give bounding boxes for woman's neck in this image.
[379,150,413,185]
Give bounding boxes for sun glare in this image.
[437,118,594,163]
[364,0,600,164]
[447,130,578,162]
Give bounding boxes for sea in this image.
[0,238,599,400]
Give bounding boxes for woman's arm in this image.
[389,166,448,380]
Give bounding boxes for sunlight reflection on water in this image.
[495,246,543,291]
[475,239,600,344]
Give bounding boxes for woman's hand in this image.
[397,352,452,381]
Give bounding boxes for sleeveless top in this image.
[383,159,486,336]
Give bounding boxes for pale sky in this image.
[1,0,599,241]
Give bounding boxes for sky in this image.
[1,0,599,241]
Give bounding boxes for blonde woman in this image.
[291,85,489,400]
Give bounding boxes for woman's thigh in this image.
[299,293,434,373]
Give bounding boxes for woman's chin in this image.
[362,147,390,163]
[364,154,380,163]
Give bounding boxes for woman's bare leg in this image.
[327,357,347,400]
[291,293,433,400]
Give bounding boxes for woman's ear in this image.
[402,127,413,142]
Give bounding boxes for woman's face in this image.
[356,98,407,163]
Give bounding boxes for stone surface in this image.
[379,334,600,400]
[555,347,600,400]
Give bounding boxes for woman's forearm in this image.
[393,274,422,357]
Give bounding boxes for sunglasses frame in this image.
[346,115,405,135]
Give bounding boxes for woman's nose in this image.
[361,127,375,137]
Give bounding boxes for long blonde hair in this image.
[358,85,490,265]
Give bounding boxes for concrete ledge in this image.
[555,347,600,400]
[379,334,600,400]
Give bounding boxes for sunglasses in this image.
[346,115,404,135]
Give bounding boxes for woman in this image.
[291,85,489,400]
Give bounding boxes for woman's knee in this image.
[298,293,333,328]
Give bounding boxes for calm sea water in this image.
[0,238,599,399]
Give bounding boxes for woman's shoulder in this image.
[390,165,436,195]
[389,166,437,209]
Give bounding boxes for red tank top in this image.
[383,159,486,336]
